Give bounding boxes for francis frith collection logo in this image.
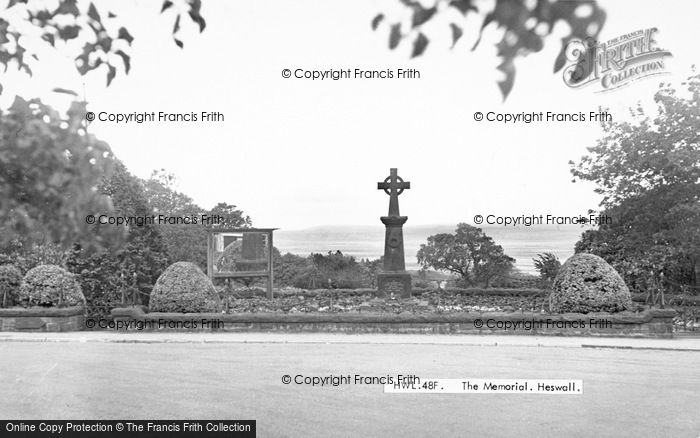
[563,27,672,92]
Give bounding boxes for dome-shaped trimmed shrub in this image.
[149,262,221,313]
[215,240,242,272]
[18,265,86,308]
[0,264,23,307]
[549,253,632,314]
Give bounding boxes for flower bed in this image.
[217,288,696,334]
[219,289,604,314]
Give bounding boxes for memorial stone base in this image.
[377,272,412,298]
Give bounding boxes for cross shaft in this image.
[378,168,410,217]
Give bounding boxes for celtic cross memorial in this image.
[377,168,412,297]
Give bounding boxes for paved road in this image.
[1,335,699,437]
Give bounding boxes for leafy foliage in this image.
[208,202,252,230]
[360,257,383,289]
[0,0,206,89]
[274,251,381,290]
[533,252,561,284]
[309,251,368,289]
[66,246,126,319]
[0,264,22,307]
[143,170,251,270]
[549,253,632,313]
[18,264,86,308]
[0,98,249,317]
[571,73,700,293]
[97,161,170,288]
[0,97,122,251]
[143,170,202,217]
[0,240,68,274]
[149,261,221,313]
[417,223,514,287]
[274,252,309,288]
[142,169,207,268]
[67,161,170,318]
[373,0,605,97]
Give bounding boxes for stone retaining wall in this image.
[0,306,85,332]
[110,307,677,338]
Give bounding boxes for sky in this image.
[2,0,699,230]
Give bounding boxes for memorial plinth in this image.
[377,168,412,297]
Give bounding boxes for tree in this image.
[373,0,606,97]
[208,202,251,229]
[533,252,561,284]
[0,0,206,91]
[571,72,700,292]
[417,233,473,283]
[143,169,202,217]
[417,223,514,287]
[0,97,122,250]
[143,170,207,268]
[100,162,170,289]
[142,172,252,269]
[68,161,170,317]
[472,241,516,288]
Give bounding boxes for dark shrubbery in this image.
[274,251,380,290]
[144,171,252,271]
[17,264,86,308]
[549,253,632,313]
[0,241,68,275]
[0,98,118,252]
[532,252,562,288]
[571,74,700,295]
[66,249,130,319]
[0,264,22,307]
[67,162,170,318]
[149,262,221,313]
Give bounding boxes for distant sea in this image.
[275,224,587,275]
